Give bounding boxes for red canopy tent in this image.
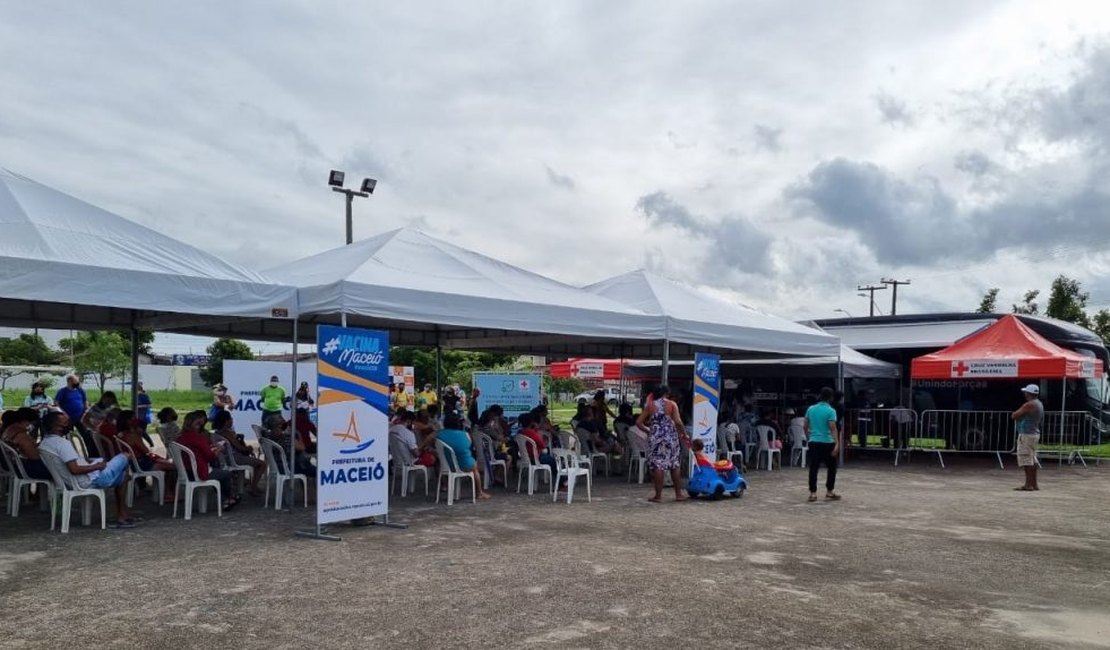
[548,358,626,380]
[911,315,1104,380]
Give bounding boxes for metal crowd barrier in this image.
[843,408,920,465]
[916,410,1014,468]
[1038,411,1102,468]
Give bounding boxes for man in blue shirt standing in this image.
[804,386,842,502]
[54,373,91,453]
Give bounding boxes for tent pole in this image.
[435,326,442,403]
[1060,377,1066,468]
[288,318,298,515]
[129,326,140,411]
[661,339,670,387]
[618,343,626,405]
[838,360,845,466]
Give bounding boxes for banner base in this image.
[349,514,408,529]
[295,525,343,542]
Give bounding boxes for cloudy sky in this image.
[4,1,1110,352]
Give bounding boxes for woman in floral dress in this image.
[636,385,690,502]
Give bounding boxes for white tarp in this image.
[625,344,900,379]
[0,168,297,327]
[585,270,840,358]
[264,228,663,344]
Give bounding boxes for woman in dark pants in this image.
[804,387,842,502]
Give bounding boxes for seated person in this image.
[262,414,316,478]
[691,438,734,473]
[426,404,444,432]
[117,413,178,503]
[517,413,561,488]
[294,407,317,454]
[82,391,119,433]
[211,411,266,496]
[614,403,638,430]
[413,410,437,442]
[421,414,491,500]
[157,407,181,450]
[390,410,435,466]
[176,410,239,510]
[23,382,55,416]
[1,408,51,480]
[95,406,123,454]
[574,407,623,457]
[38,411,137,528]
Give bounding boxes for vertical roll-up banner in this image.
[693,352,721,455]
[316,326,390,524]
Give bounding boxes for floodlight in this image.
[361,178,377,194]
[328,170,346,187]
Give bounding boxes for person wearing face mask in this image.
[259,375,286,425]
[55,374,93,452]
[23,381,55,415]
[209,384,235,421]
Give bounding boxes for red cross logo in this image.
[952,361,970,377]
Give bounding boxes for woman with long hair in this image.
[636,385,689,503]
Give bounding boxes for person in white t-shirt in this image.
[389,411,420,455]
[38,411,137,528]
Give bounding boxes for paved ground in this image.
[1,456,1108,649]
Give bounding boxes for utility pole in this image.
[882,278,911,315]
[857,284,887,317]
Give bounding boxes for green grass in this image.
[2,388,211,416]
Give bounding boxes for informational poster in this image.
[473,372,542,420]
[388,366,415,397]
[692,352,721,456]
[315,326,390,525]
[222,360,317,438]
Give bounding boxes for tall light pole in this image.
[835,308,853,318]
[328,170,377,245]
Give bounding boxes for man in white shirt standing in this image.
[38,411,136,528]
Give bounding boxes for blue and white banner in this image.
[692,352,721,456]
[474,372,542,421]
[315,326,390,525]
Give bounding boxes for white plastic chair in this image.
[39,448,105,533]
[388,434,429,497]
[220,440,254,497]
[259,438,308,510]
[0,449,11,512]
[514,436,552,495]
[756,425,781,471]
[717,423,745,467]
[434,439,475,505]
[788,423,808,468]
[68,431,90,459]
[474,431,508,489]
[1,441,54,517]
[114,437,166,507]
[551,449,591,504]
[625,429,650,484]
[168,442,223,520]
[557,431,594,476]
[574,428,610,476]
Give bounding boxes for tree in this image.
[976,288,999,314]
[200,338,255,386]
[1045,274,1090,327]
[389,347,517,390]
[0,333,56,365]
[58,331,130,392]
[1091,309,1110,346]
[1012,290,1040,315]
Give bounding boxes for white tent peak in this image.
[0,167,272,284]
[267,227,641,310]
[584,269,840,357]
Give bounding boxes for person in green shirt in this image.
[260,375,287,425]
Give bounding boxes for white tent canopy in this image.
[623,344,899,379]
[240,227,667,355]
[584,270,840,359]
[0,168,297,330]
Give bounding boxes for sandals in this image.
[808,494,818,502]
[1014,486,1036,491]
[826,493,842,501]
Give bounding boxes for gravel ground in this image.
[1,457,1108,649]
